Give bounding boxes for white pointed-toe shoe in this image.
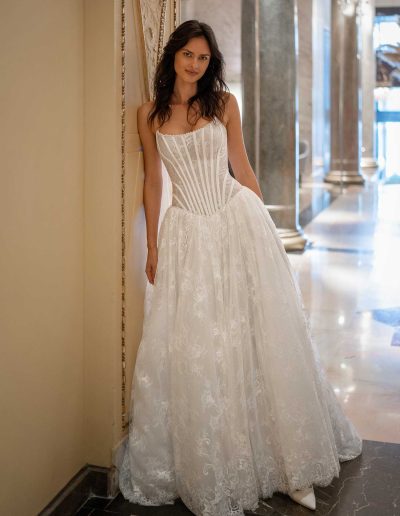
[288,486,316,510]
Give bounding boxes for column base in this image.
[324,170,365,185]
[361,157,379,169]
[277,228,308,252]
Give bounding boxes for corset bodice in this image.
[156,118,242,216]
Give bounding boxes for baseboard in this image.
[38,464,112,515]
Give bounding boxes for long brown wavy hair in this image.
[148,20,229,128]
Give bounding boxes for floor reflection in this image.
[290,179,400,444]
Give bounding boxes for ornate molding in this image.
[121,0,178,431]
[121,0,127,431]
[138,0,167,98]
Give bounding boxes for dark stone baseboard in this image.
[38,464,112,515]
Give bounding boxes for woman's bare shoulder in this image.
[222,92,239,124]
[137,100,158,135]
[223,92,239,108]
[138,100,155,119]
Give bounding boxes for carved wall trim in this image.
[133,0,149,100]
[121,0,179,431]
[138,0,165,98]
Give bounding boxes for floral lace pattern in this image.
[119,120,362,516]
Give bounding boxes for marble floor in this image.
[74,177,400,515]
[290,178,400,446]
[76,440,400,515]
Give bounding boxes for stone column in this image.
[241,0,259,178]
[242,0,307,251]
[325,0,365,185]
[361,0,378,170]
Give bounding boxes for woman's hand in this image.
[145,246,158,285]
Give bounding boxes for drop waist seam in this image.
[168,186,247,218]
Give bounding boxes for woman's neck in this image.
[170,77,197,105]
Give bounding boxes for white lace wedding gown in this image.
[119,118,362,515]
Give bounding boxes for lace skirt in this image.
[118,186,362,516]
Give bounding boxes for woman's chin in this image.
[176,71,200,83]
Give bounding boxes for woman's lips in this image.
[185,70,198,76]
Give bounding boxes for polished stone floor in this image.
[290,179,400,446]
[76,440,400,514]
[76,178,400,515]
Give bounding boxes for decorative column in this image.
[325,0,365,185]
[361,0,378,170]
[241,0,259,179]
[242,0,307,251]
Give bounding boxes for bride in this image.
[119,19,362,515]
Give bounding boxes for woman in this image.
[119,20,362,515]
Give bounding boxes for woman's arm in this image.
[137,102,163,252]
[225,93,264,202]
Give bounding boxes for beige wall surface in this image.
[0,0,178,509]
[0,0,149,512]
[83,0,122,469]
[0,1,85,514]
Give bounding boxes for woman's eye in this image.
[183,51,191,57]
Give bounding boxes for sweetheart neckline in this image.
[156,119,225,138]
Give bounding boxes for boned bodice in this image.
[156,118,242,216]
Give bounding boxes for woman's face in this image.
[174,36,211,83]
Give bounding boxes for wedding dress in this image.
[118,118,362,516]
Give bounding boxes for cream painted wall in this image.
[0,1,85,514]
[0,0,151,512]
[84,0,158,474]
[83,0,122,470]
